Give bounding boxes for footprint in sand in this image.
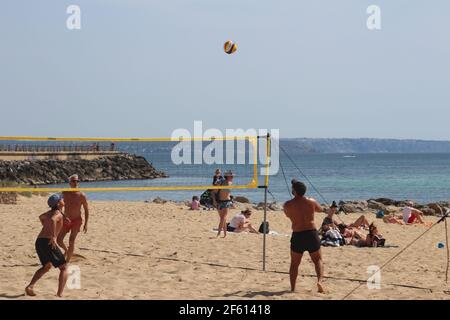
[69,254,87,262]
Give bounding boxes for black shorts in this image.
[291,230,321,254]
[35,238,66,268]
[226,223,236,232]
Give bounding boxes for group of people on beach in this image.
[190,169,260,237]
[319,202,385,248]
[211,169,259,237]
[24,167,434,297]
[25,175,89,297]
[282,179,433,293]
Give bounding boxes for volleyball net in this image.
[0,135,270,193]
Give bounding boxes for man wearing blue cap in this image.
[25,194,68,297]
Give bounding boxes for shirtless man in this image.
[284,179,325,293]
[57,174,89,262]
[25,194,68,297]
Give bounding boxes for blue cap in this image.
[47,193,62,209]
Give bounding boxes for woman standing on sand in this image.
[215,171,234,238]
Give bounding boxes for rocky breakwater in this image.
[0,154,167,185]
[332,198,450,216]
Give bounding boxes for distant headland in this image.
[281,138,450,153]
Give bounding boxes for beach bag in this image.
[372,235,386,247]
[259,221,270,234]
[376,210,385,219]
[200,190,212,206]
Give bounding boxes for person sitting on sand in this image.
[226,209,259,233]
[402,202,425,224]
[284,179,325,293]
[321,201,340,228]
[25,194,68,297]
[57,174,89,263]
[190,196,200,210]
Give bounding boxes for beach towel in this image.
[210,229,288,236]
[321,229,345,247]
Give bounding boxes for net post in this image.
[263,185,268,271]
[258,133,271,272]
[258,185,268,272]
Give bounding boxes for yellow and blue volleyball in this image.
[224,40,237,54]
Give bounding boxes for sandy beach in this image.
[1,196,449,300]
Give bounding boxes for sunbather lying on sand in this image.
[349,223,385,247]
[321,202,370,231]
[382,214,406,225]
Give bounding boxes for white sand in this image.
[1,196,450,300]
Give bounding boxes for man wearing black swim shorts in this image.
[25,194,69,297]
[284,180,325,293]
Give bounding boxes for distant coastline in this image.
[281,138,450,154]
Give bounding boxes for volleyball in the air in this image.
[224,40,237,54]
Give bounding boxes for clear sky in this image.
[1,1,449,139]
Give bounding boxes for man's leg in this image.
[309,250,325,293]
[57,263,68,297]
[57,229,69,256]
[66,229,80,263]
[414,212,425,224]
[25,263,52,296]
[289,251,303,292]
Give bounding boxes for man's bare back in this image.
[284,196,321,232]
[284,180,325,293]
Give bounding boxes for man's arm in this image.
[82,193,89,233]
[39,212,46,225]
[283,203,290,217]
[312,199,323,213]
[411,208,423,215]
[49,212,61,248]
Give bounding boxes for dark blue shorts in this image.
[291,230,321,254]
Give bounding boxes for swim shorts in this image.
[218,200,233,210]
[291,229,321,254]
[62,216,83,233]
[35,238,66,268]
